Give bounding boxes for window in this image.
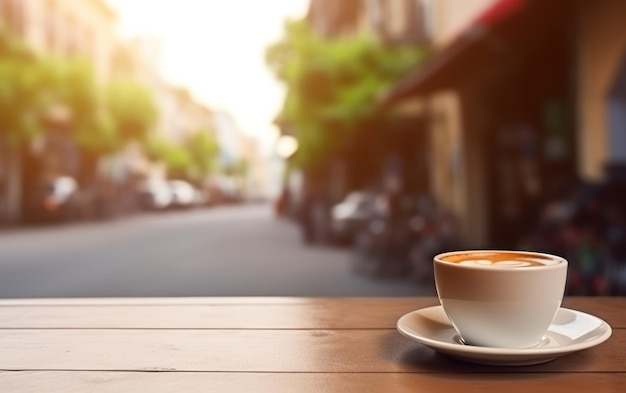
[420,0,435,41]
[364,0,382,32]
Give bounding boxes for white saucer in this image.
[397,305,612,366]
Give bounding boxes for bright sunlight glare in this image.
[107,0,309,154]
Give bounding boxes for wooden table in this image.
[0,297,624,392]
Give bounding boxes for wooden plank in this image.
[1,371,624,393]
[0,298,623,329]
[0,303,438,329]
[0,297,439,309]
[0,297,313,306]
[0,296,617,311]
[0,328,622,372]
[0,296,617,309]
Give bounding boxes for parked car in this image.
[330,191,375,244]
[137,179,174,210]
[211,176,242,204]
[168,180,200,209]
[23,176,84,222]
[193,186,211,207]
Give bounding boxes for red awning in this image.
[380,0,566,104]
[474,0,525,27]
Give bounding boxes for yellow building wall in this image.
[421,0,496,246]
[577,0,626,180]
[19,0,116,82]
[428,87,489,247]
[428,92,464,217]
[430,0,497,47]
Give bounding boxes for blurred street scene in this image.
[0,204,429,297]
[1,0,626,297]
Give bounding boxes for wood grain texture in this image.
[0,297,622,329]
[1,371,624,393]
[0,303,437,329]
[0,297,311,306]
[0,297,624,392]
[0,328,621,372]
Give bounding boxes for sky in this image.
[107,0,309,151]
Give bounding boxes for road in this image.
[0,204,434,298]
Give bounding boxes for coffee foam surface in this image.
[441,252,562,268]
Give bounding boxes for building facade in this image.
[109,36,217,180]
[0,0,116,80]
[576,0,626,181]
[425,0,496,46]
[307,0,430,44]
[384,0,626,248]
[0,0,116,223]
[416,0,498,246]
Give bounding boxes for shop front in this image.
[381,0,577,247]
[576,0,626,181]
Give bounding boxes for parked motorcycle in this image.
[350,194,458,280]
[351,214,417,277]
[520,179,626,296]
[408,210,462,284]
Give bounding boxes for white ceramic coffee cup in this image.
[434,250,568,348]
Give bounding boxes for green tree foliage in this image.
[233,157,248,178]
[0,25,156,157]
[185,127,219,179]
[266,19,427,168]
[146,128,221,180]
[44,57,118,154]
[220,157,249,179]
[105,79,158,144]
[0,25,48,143]
[145,136,192,178]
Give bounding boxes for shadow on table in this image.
[381,331,595,377]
